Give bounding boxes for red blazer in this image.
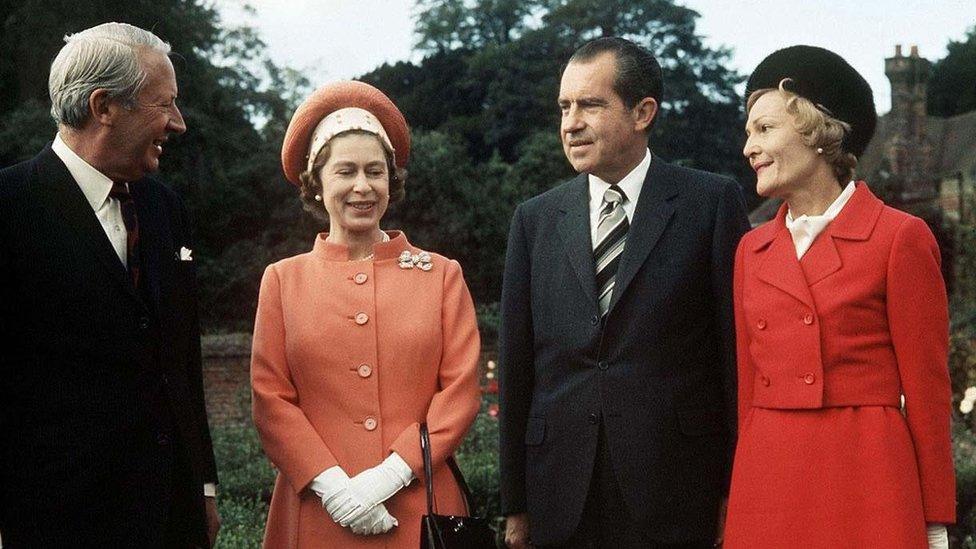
[733,182,955,523]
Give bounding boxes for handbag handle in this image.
[420,423,477,516]
[420,422,436,515]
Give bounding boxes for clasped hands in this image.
[312,453,414,536]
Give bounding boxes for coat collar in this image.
[33,144,146,306]
[750,181,885,306]
[312,230,410,262]
[750,181,883,252]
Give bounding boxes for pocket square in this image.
[179,247,193,261]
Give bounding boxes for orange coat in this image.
[251,231,481,548]
[725,183,955,548]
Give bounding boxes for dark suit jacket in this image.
[0,145,217,546]
[498,156,749,545]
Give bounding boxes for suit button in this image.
[363,416,378,431]
[590,315,599,326]
[354,273,368,284]
[757,318,767,330]
[358,364,372,378]
[355,312,369,325]
[588,413,598,425]
[598,361,608,371]
[760,375,770,387]
[139,316,150,330]
[157,433,171,446]
[803,313,814,325]
[803,373,816,385]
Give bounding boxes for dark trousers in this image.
[540,422,713,549]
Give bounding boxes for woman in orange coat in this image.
[724,46,955,549]
[250,81,481,548]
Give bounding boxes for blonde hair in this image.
[747,79,857,183]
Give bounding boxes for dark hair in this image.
[567,37,664,109]
[298,130,406,222]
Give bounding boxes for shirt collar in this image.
[786,180,857,225]
[52,133,116,211]
[588,148,651,204]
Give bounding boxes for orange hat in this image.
[281,81,410,186]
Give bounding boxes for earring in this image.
[816,147,824,155]
[314,194,322,202]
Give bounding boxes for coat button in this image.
[803,313,814,325]
[587,413,599,425]
[355,312,369,325]
[760,375,770,387]
[363,416,378,431]
[803,373,816,385]
[157,432,171,446]
[357,364,372,378]
[757,318,767,330]
[139,316,150,330]
[590,315,599,326]
[354,273,368,284]
[598,361,608,371]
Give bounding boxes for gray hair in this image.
[48,22,171,128]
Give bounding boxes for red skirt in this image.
[724,406,928,549]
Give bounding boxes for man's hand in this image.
[505,513,531,548]
[714,497,728,547]
[205,496,221,548]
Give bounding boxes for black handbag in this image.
[419,423,496,549]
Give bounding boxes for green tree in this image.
[928,25,976,118]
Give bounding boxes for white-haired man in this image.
[0,22,219,547]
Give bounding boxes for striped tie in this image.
[593,185,628,316]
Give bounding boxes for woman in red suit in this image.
[724,46,955,549]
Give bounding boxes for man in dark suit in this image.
[0,23,219,547]
[499,37,750,548]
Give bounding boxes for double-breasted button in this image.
[355,312,369,325]
[757,318,767,330]
[354,273,368,285]
[357,364,372,378]
[363,416,378,431]
[598,361,608,371]
[587,413,599,425]
[760,375,770,387]
[803,373,816,385]
[803,313,814,325]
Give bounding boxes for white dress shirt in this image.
[784,180,855,259]
[588,148,651,246]
[51,134,129,267]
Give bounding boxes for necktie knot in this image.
[603,185,626,207]
[109,181,130,201]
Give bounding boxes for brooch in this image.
[398,250,433,271]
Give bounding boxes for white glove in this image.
[348,504,398,535]
[346,453,415,513]
[927,524,948,549]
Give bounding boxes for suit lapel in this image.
[130,180,163,309]
[799,229,842,286]
[556,174,599,311]
[608,157,677,313]
[756,224,817,308]
[33,146,142,304]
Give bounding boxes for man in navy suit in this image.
[0,23,219,547]
[499,37,750,548]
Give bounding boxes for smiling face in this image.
[558,52,651,183]
[743,90,824,199]
[105,50,186,181]
[316,132,390,238]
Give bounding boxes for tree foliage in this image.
[928,25,976,118]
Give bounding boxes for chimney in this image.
[883,45,935,201]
